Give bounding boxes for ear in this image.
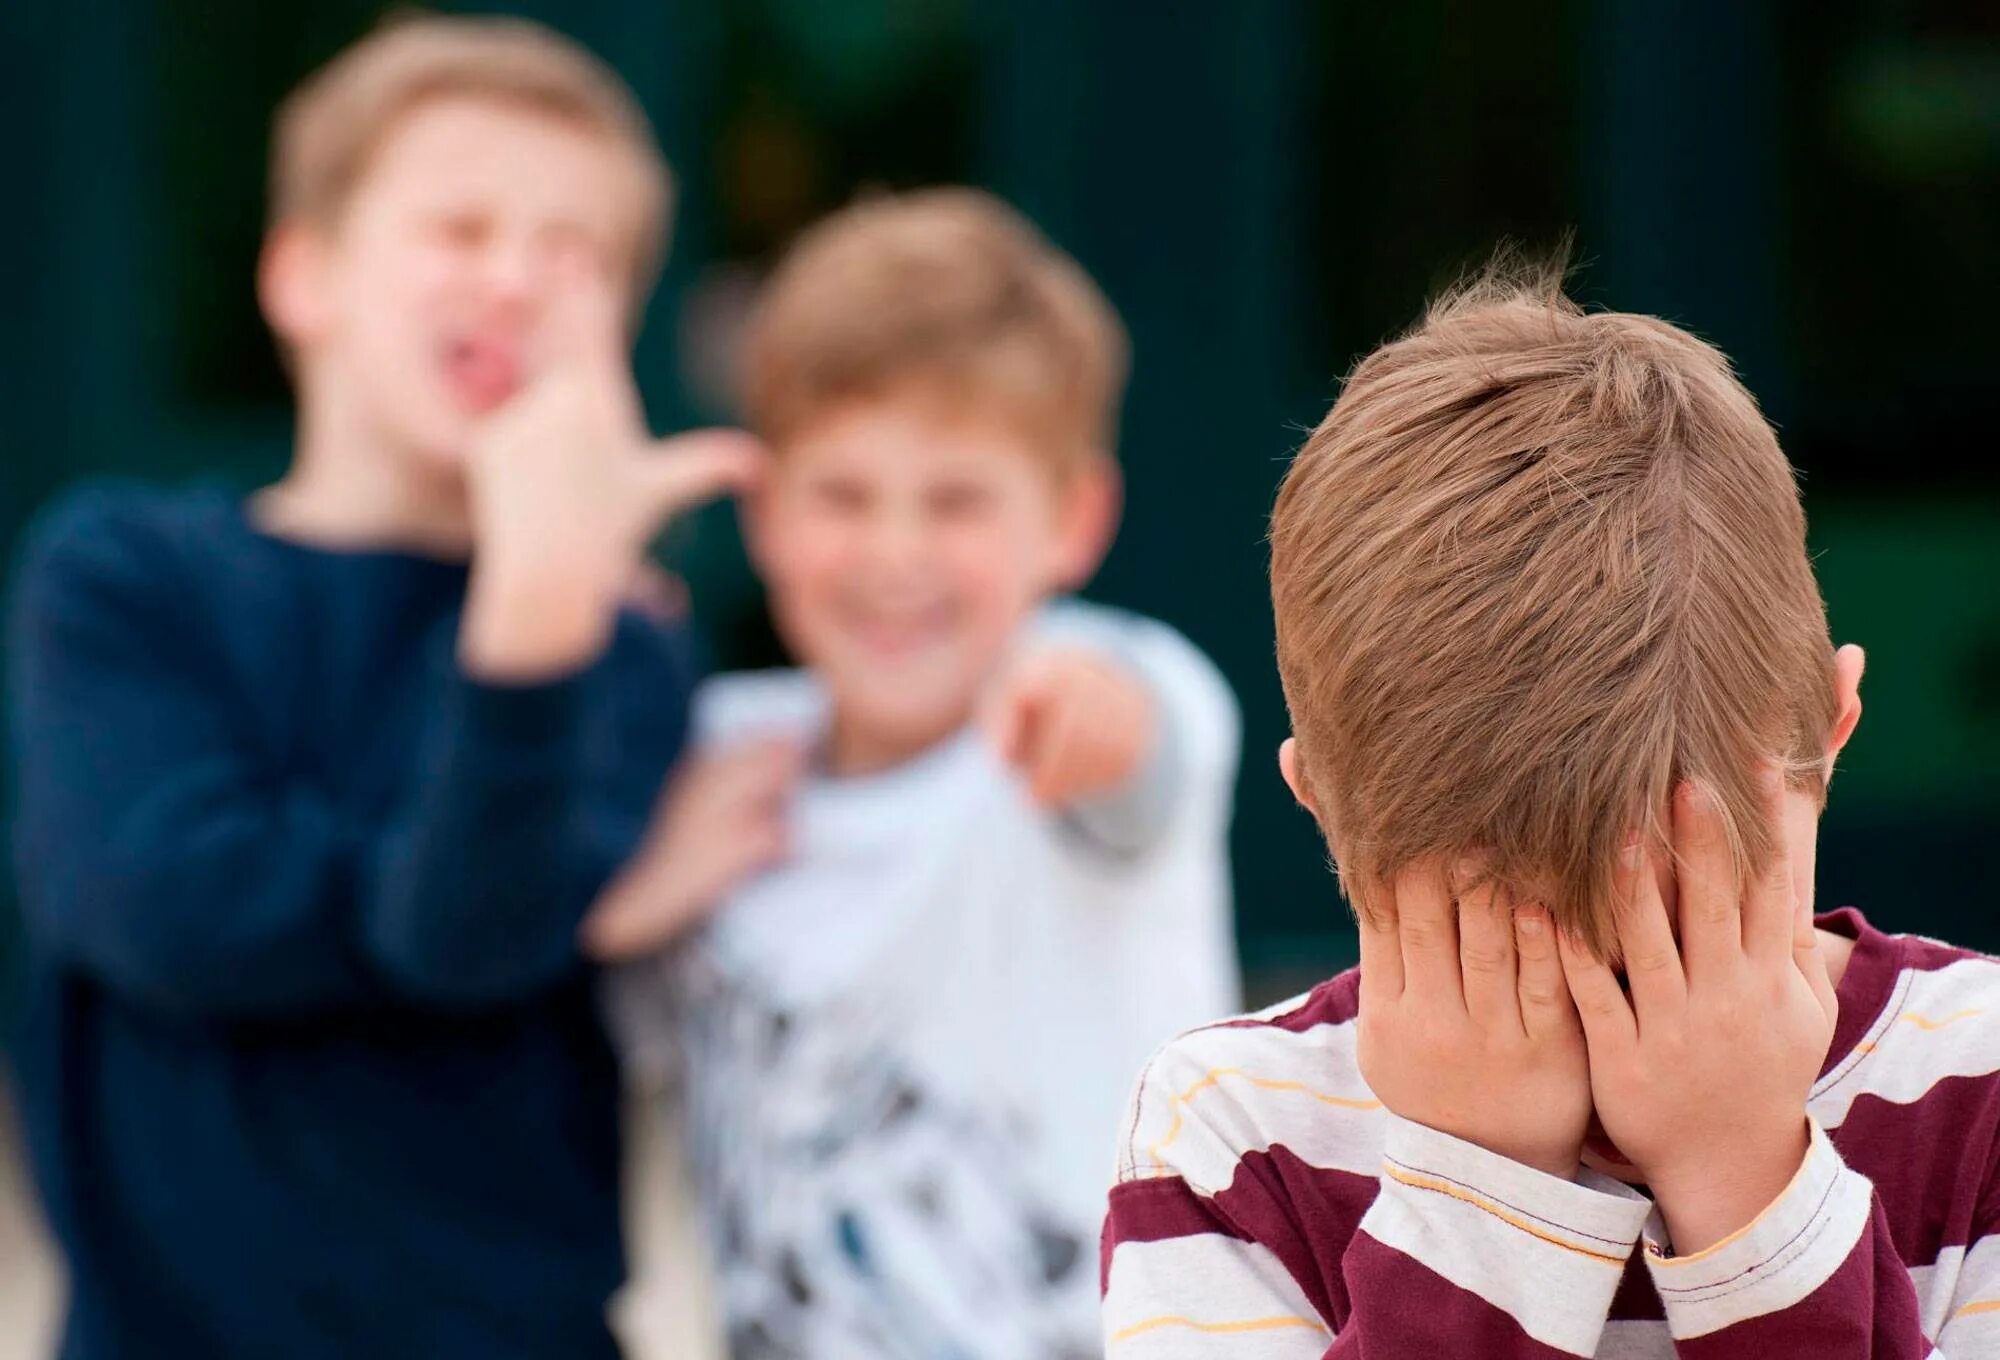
[1050,456,1122,591]
[258,220,333,352]
[1279,737,1319,817]
[1825,643,1866,774]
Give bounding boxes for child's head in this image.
[258,16,670,470]
[1270,263,1862,957]
[738,188,1128,765]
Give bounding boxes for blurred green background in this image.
[4,1,1997,1007]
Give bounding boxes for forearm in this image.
[1335,1116,1650,1357]
[1646,1124,1937,1357]
[362,669,607,1003]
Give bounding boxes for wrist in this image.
[1647,1117,1812,1255]
[460,556,618,682]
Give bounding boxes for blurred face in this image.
[750,400,1110,769]
[264,96,645,469]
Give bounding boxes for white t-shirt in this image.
[612,600,1240,1359]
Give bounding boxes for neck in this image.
[254,381,473,556]
[825,706,969,778]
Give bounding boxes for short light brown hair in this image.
[1270,261,1837,955]
[740,188,1129,474]
[272,13,673,292]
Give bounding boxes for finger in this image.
[1557,926,1637,1047]
[1612,836,1686,1019]
[979,685,1031,768]
[1513,905,1576,1041]
[1028,684,1093,805]
[1455,875,1520,1031]
[1743,763,1796,964]
[690,739,805,811]
[987,656,1058,772]
[537,251,627,375]
[633,431,768,523]
[1796,927,1839,1029]
[1673,780,1743,982]
[1353,879,1404,1010]
[1393,863,1464,1010]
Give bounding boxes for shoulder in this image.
[1115,968,1373,1196]
[690,668,828,749]
[17,480,229,578]
[10,481,244,629]
[1815,909,2000,1130]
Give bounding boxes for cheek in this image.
[939,520,1054,617]
[761,513,854,606]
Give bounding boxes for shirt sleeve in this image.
[1102,1044,1652,1357]
[1034,601,1241,859]
[1642,1119,1974,1358]
[5,495,630,1017]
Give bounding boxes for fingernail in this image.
[1515,909,1544,936]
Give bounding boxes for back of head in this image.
[1270,259,1837,954]
[740,187,1129,474]
[272,13,672,290]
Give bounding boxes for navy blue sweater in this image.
[5,484,696,1358]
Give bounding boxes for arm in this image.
[1101,1086,1649,1359]
[11,449,742,1017]
[8,504,391,1016]
[1638,1125,1947,1357]
[1104,869,1642,1356]
[1555,770,1959,1356]
[988,605,1241,857]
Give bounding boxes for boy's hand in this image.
[1355,866,1591,1180]
[460,259,764,681]
[1557,769,1838,1254]
[980,648,1156,807]
[579,739,803,960]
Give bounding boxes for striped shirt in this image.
[1101,908,2000,1358]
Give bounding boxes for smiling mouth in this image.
[846,605,955,654]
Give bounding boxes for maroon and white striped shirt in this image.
[1101,909,2000,1357]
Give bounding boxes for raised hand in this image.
[1355,865,1592,1180]
[579,738,804,961]
[979,647,1156,808]
[460,255,765,680]
[1557,768,1837,1253]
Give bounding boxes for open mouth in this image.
[438,334,523,411]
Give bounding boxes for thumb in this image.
[632,430,767,524]
[980,668,1043,770]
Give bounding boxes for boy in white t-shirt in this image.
[585,188,1241,1359]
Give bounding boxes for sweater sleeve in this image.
[6,495,619,1017]
[1643,1120,1979,1358]
[1102,1043,1652,1358]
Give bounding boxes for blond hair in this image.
[740,187,1129,473]
[1270,260,1837,955]
[271,13,672,292]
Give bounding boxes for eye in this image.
[432,211,489,249]
[539,221,609,271]
[808,477,870,514]
[928,483,994,518]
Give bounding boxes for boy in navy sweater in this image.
[5,17,759,1357]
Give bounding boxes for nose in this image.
[859,502,934,579]
[480,233,543,319]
